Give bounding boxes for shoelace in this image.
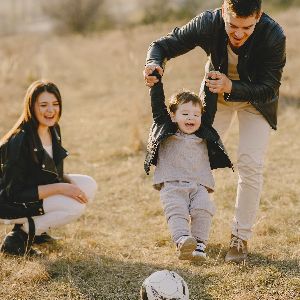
[176,236,189,248]
[195,243,206,252]
[229,236,245,251]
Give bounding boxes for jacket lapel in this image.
[31,125,68,177]
[51,126,69,165]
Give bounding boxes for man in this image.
[143,0,286,263]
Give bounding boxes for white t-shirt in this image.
[218,44,240,103]
[43,145,53,158]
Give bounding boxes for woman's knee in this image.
[68,174,98,201]
[43,196,86,217]
[85,176,98,200]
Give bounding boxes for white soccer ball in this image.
[140,270,189,300]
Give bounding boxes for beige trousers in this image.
[0,174,97,235]
[213,99,271,241]
[160,181,216,244]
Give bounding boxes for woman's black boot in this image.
[0,218,41,256]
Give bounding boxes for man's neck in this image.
[228,42,240,55]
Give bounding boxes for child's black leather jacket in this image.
[144,79,232,175]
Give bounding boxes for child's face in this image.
[171,101,202,134]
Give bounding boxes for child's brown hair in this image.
[168,90,205,114]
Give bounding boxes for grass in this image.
[0,8,299,300]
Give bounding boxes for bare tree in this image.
[42,0,111,33]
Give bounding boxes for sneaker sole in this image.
[178,237,197,260]
[191,254,207,262]
[224,254,247,263]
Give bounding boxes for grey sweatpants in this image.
[160,181,216,244]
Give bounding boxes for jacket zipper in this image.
[42,168,58,177]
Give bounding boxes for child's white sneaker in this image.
[176,236,197,260]
[192,242,207,261]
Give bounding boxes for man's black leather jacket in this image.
[146,9,286,129]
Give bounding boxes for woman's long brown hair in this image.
[0,80,62,145]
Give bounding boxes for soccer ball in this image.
[140,270,189,300]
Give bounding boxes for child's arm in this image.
[149,71,172,125]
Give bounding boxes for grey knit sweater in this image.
[153,131,215,191]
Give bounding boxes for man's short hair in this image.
[224,0,262,17]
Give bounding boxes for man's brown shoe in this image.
[225,235,248,263]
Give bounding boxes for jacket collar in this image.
[23,122,69,165]
[50,126,69,164]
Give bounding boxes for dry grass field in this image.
[0,7,299,300]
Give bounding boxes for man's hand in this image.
[143,64,164,87]
[205,71,232,94]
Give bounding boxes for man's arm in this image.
[205,35,286,104]
[146,12,214,65]
[144,10,216,86]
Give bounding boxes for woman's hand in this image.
[38,183,88,203]
[58,183,88,204]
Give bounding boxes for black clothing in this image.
[0,122,69,217]
[0,218,40,256]
[33,232,57,244]
[144,78,232,175]
[146,9,286,129]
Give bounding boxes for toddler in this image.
[144,72,232,260]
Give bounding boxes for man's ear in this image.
[256,10,263,22]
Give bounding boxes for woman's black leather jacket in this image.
[0,123,69,216]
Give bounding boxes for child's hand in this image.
[143,64,164,87]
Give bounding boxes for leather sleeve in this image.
[4,159,39,204]
[150,79,172,125]
[228,32,286,103]
[3,139,40,204]
[146,11,215,68]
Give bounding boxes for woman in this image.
[0,80,97,256]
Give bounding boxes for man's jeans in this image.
[213,99,271,241]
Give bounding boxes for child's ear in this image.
[170,111,176,122]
